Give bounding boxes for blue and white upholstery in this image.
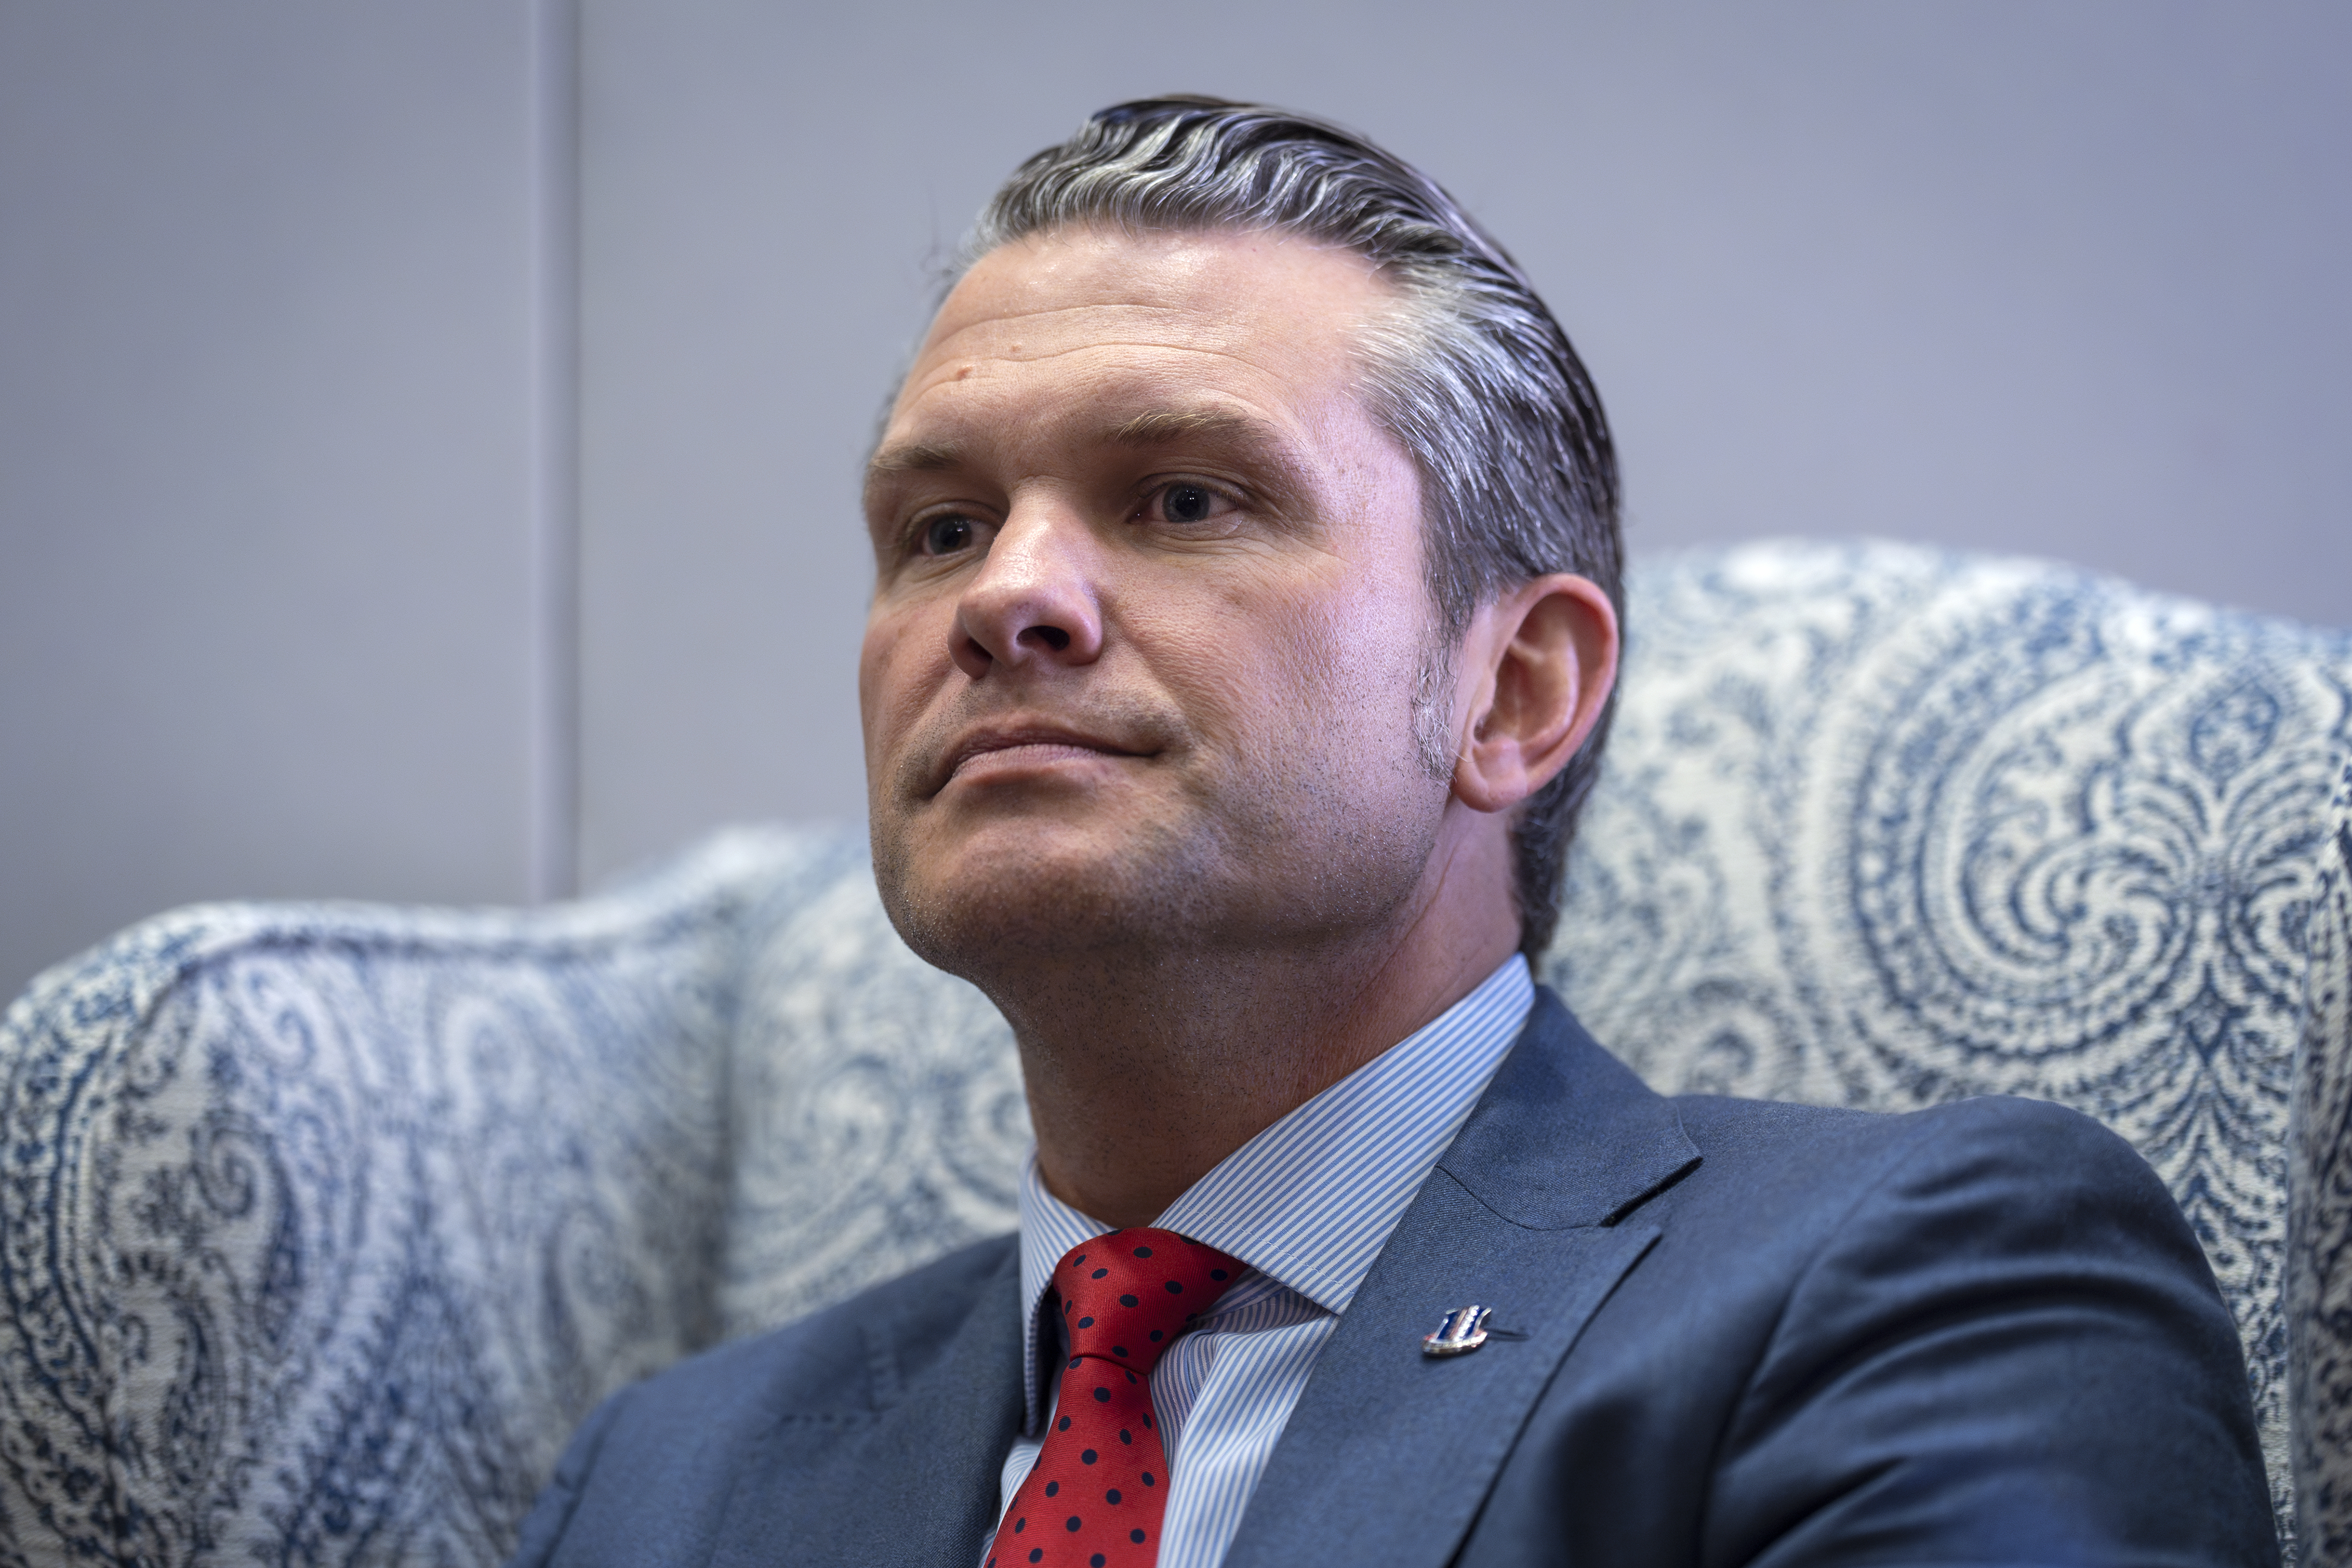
[2,541,2346,1566]
[2294,757,2352,1558]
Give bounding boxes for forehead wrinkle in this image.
[921,339,1280,376]
[920,302,1195,368]
[937,299,1191,331]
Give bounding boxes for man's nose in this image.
[950,504,1105,678]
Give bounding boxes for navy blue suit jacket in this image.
[511,990,2277,1567]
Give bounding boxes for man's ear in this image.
[1451,574,1620,814]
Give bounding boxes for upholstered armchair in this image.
[3,541,2346,1566]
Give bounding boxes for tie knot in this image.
[1052,1227,1243,1372]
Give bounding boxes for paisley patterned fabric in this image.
[0,831,848,1567]
[715,856,1024,1340]
[2294,760,2352,1560]
[1,540,2345,1566]
[1545,542,2352,1556]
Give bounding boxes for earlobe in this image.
[1450,574,1619,815]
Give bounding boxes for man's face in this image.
[860,226,1456,976]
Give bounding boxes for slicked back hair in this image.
[960,96,1621,958]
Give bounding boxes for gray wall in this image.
[4,0,2347,999]
[0,1,564,1001]
[573,0,2352,882]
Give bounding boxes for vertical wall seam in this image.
[528,0,581,902]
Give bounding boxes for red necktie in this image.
[986,1227,1244,1568]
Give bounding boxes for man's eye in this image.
[920,515,978,556]
[1162,484,1219,524]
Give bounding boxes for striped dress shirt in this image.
[989,954,1535,1568]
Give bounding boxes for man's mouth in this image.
[937,724,1146,790]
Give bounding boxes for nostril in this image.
[1021,626,1073,653]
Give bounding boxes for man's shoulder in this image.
[506,1233,1020,1567]
[1663,1087,2164,1203]
[632,1230,1021,1421]
[1667,1084,2139,1163]
[1449,1062,2271,1564]
[1514,990,2173,1234]
[1635,1088,2213,1304]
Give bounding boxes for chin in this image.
[870,779,1449,995]
[870,807,1216,983]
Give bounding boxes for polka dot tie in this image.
[985,1228,1244,1568]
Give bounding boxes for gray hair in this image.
[962,96,1621,958]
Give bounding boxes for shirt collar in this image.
[1014,954,1534,1430]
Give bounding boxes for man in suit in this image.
[511,97,2276,1567]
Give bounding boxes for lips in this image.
[936,723,1144,790]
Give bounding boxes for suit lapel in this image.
[1222,992,1697,1568]
[707,1243,1025,1568]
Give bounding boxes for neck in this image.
[996,810,1520,1228]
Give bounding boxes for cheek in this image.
[1262,549,1428,701]
[858,604,937,763]
[1135,558,1427,775]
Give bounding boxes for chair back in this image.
[2,541,2343,1564]
[1545,541,2352,1553]
[2294,762,2352,1560]
[0,833,831,1566]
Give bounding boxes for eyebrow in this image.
[867,408,1286,472]
[1107,406,1317,520]
[865,439,963,476]
[864,404,1316,522]
[1106,406,1283,451]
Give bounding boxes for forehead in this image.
[885,227,1392,445]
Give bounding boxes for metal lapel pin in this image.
[1422,1305,1492,1357]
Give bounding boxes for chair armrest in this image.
[0,826,845,1566]
[2294,754,2352,1559]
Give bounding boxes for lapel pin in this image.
[1422,1305,1492,1357]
